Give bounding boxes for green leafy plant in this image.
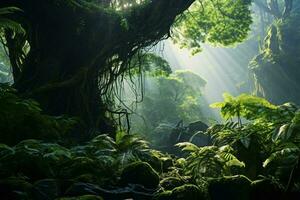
[210,93,300,188]
[263,110,300,190]
[0,84,78,145]
[176,142,244,183]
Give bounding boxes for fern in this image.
[176,142,244,183]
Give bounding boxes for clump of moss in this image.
[120,161,159,189]
[208,175,252,200]
[154,184,206,200]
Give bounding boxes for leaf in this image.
[175,142,199,152]
[263,144,300,168]
[272,124,292,142]
[226,159,245,168]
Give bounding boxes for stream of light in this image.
[155,39,259,120]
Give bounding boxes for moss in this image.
[120,161,159,189]
[172,184,206,200]
[153,190,173,200]
[208,175,251,200]
[139,153,163,173]
[160,177,185,190]
[154,184,206,200]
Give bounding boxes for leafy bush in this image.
[176,142,244,182]
[208,93,300,190]
[0,84,78,145]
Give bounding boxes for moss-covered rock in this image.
[160,177,184,190]
[154,190,173,200]
[139,153,163,173]
[154,184,206,200]
[120,161,159,189]
[161,157,173,172]
[208,175,251,200]
[172,184,206,200]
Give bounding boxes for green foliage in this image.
[263,110,300,188]
[209,93,300,190]
[0,84,78,145]
[173,0,252,54]
[210,93,278,121]
[176,142,244,182]
[131,70,206,139]
[129,53,172,77]
[0,132,167,198]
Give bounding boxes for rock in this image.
[138,152,163,173]
[153,190,173,200]
[65,182,153,200]
[154,184,206,200]
[120,162,159,189]
[160,177,184,190]
[187,121,209,133]
[65,183,101,196]
[161,157,173,172]
[208,175,251,200]
[171,184,206,200]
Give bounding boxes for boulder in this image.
[208,175,251,200]
[154,184,206,200]
[120,162,159,189]
[160,177,184,190]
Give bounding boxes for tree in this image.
[0,0,195,136]
[172,0,253,54]
[0,0,252,137]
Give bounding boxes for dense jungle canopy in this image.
[0,0,300,200]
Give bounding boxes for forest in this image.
[0,0,300,199]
